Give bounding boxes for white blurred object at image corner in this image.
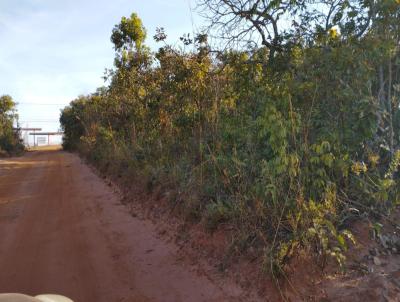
[0,293,73,302]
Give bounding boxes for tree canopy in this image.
[0,95,24,156]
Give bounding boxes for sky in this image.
[0,0,199,145]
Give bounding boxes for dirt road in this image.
[0,148,246,302]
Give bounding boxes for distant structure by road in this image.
[13,127,42,147]
[29,132,64,146]
[13,127,64,147]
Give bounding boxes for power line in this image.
[16,103,68,106]
[19,120,59,123]
[19,118,59,121]
[186,0,196,37]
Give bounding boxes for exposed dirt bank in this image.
[110,158,400,301]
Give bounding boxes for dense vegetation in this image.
[60,0,400,275]
[0,95,24,156]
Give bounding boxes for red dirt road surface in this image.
[0,148,247,302]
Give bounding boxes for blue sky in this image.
[0,0,199,142]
